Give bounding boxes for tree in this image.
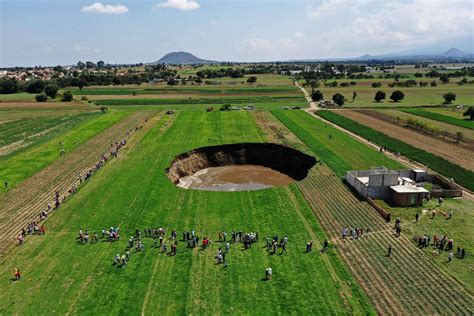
[0,78,19,94]
[443,92,456,104]
[439,74,449,84]
[44,84,59,99]
[195,77,202,84]
[61,91,73,102]
[97,60,105,69]
[24,79,45,94]
[374,91,386,102]
[352,91,357,102]
[78,78,88,90]
[463,106,474,120]
[311,90,324,101]
[246,76,257,84]
[390,90,405,102]
[332,93,345,106]
[35,94,47,102]
[371,82,382,88]
[77,61,85,69]
[430,80,437,86]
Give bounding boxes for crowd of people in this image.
[15,118,149,249]
[341,226,369,241]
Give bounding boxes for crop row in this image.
[72,86,299,95]
[0,112,98,148]
[95,95,306,106]
[316,110,474,191]
[402,109,474,130]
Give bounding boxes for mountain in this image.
[442,47,465,56]
[355,54,374,60]
[151,52,210,64]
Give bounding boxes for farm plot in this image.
[375,197,474,288]
[402,108,474,130]
[0,112,100,156]
[271,110,404,176]
[314,82,474,108]
[0,111,129,193]
[0,111,153,256]
[0,111,373,315]
[316,110,474,191]
[93,95,307,109]
[256,111,474,315]
[335,109,474,171]
[379,109,474,140]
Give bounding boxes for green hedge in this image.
[402,109,473,130]
[317,110,474,191]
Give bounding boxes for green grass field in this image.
[0,111,128,193]
[312,82,474,108]
[376,197,474,289]
[1,71,473,314]
[0,111,374,314]
[271,110,404,176]
[401,108,474,130]
[0,112,99,148]
[316,110,474,191]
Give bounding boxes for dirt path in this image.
[255,111,474,315]
[293,86,474,200]
[339,109,474,170]
[0,111,156,257]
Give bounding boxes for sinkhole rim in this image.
[165,142,317,192]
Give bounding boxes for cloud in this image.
[306,0,474,55]
[279,38,297,49]
[154,0,199,11]
[81,2,129,14]
[209,20,216,24]
[295,32,305,38]
[243,38,272,51]
[72,44,101,54]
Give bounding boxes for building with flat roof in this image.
[346,167,429,206]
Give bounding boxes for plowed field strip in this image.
[255,111,473,315]
[339,110,474,170]
[0,111,159,256]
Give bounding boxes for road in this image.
[295,81,474,200]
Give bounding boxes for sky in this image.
[0,0,473,67]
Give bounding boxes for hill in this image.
[151,51,210,64]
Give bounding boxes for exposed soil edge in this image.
[166,143,317,184]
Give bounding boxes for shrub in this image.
[44,84,59,99]
[35,94,47,102]
[61,91,73,102]
[371,82,382,88]
[311,90,324,101]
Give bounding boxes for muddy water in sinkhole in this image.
[177,165,295,191]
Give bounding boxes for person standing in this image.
[387,245,392,257]
[14,268,20,281]
[415,212,419,223]
[448,251,453,262]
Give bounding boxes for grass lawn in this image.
[0,110,374,314]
